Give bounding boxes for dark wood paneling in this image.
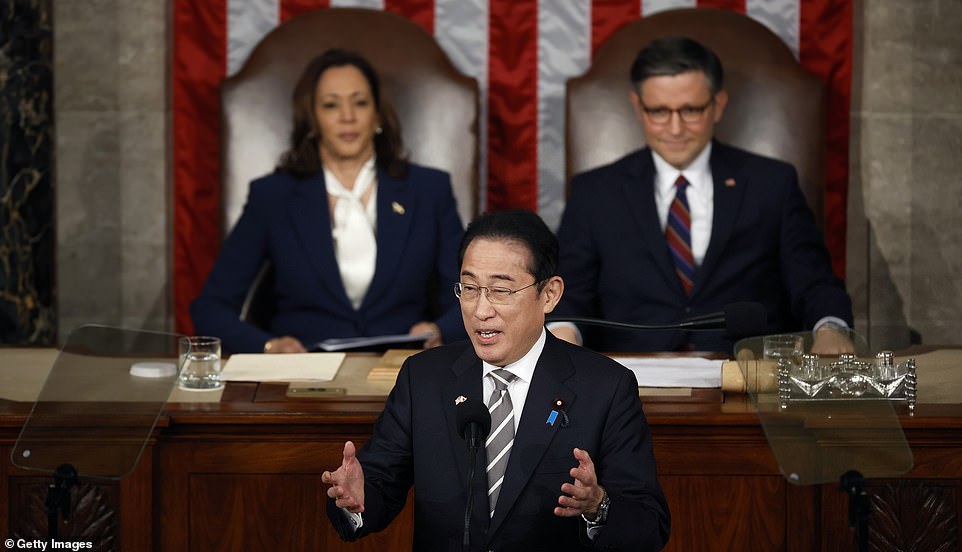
[661,475,788,551]
[4,383,962,550]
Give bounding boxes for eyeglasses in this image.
[640,99,714,124]
[454,281,540,304]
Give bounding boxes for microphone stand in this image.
[840,470,870,552]
[463,443,480,551]
[45,463,78,539]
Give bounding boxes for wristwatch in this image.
[582,491,610,525]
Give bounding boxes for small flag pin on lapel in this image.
[725,178,736,187]
[392,201,406,215]
[455,395,467,405]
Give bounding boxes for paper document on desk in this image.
[317,332,434,352]
[221,352,345,381]
[611,357,723,388]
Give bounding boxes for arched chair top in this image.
[566,8,826,227]
[221,7,479,234]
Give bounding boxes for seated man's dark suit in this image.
[555,141,853,353]
[326,332,671,551]
[190,164,466,353]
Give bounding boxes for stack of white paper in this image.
[611,357,723,388]
[221,352,346,382]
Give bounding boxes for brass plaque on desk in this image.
[285,385,347,398]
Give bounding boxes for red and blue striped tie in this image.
[666,175,695,295]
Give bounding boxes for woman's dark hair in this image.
[277,48,408,178]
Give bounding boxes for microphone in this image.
[456,399,491,449]
[455,399,490,551]
[546,301,768,339]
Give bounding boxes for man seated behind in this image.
[552,36,854,355]
[322,209,670,551]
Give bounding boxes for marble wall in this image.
[848,0,962,349]
[54,0,169,338]
[47,1,962,348]
[0,0,55,344]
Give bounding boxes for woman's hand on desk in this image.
[263,336,308,354]
[409,321,442,348]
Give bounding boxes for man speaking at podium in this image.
[552,36,854,355]
[322,210,670,550]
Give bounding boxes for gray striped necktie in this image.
[485,368,518,517]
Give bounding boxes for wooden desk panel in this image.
[3,352,962,551]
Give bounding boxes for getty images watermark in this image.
[4,539,93,551]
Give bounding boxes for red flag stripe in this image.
[172,0,229,334]
[696,0,745,12]
[590,1,639,57]
[486,0,539,212]
[800,0,851,278]
[385,0,434,33]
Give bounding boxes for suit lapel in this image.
[693,142,747,296]
[288,172,353,309]
[623,150,686,297]
[361,170,413,309]
[488,334,576,536]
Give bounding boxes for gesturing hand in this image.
[554,447,605,518]
[321,441,366,513]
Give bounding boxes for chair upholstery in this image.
[220,7,479,235]
[566,8,826,227]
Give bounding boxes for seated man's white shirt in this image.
[652,144,713,266]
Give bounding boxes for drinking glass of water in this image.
[763,334,804,363]
[179,336,223,390]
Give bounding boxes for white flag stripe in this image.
[227,0,280,75]
[642,0,694,17]
[746,0,800,59]
[434,0,489,215]
[331,0,385,8]
[537,0,591,230]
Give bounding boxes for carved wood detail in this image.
[870,480,959,552]
[10,478,118,551]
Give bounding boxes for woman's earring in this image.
[375,127,383,135]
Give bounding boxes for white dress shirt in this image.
[651,143,714,266]
[481,328,546,425]
[325,157,379,310]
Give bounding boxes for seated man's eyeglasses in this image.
[641,99,714,124]
[454,281,540,304]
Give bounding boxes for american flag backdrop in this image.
[173,0,852,333]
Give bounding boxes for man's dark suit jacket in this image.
[326,332,671,551]
[190,164,466,354]
[555,142,853,353]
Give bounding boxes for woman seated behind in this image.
[191,49,466,354]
